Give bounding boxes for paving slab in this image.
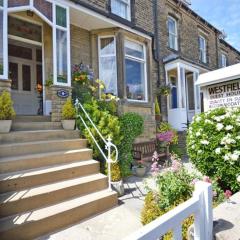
[213,192,240,240]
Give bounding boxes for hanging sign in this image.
[57,89,69,98]
[203,79,240,111]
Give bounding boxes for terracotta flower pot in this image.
[61,119,75,130]
[0,120,12,133]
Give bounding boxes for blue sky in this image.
[190,0,240,51]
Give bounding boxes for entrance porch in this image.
[165,60,206,131]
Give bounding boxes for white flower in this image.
[201,140,209,145]
[236,136,240,140]
[196,132,201,137]
[225,125,233,131]
[195,116,201,122]
[221,134,236,145]
[223,154,230,161]
[198,150,203,154]
[215,148,221,154]
[216,123,224,131]
[230,154,239,161]
[237,175,240,182]
[205,119,213,124]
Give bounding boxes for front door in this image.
[9,41,42,115]
[185,73,195,122]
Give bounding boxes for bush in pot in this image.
[61,98,76,130]
[109,162,124,196]
[0,91,15,133]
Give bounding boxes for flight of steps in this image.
[0,116,118,240]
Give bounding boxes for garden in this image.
[141,107,240,239]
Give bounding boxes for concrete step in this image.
[0,160,100,193]
[0,130,80,144]
[12,121,62,131]
[0,173,108,218]
[0,139,87,158]
[0,149,92,173]
[15,115,51,122]
[0,189,117,240]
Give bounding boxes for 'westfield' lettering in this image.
[208,81,240,95]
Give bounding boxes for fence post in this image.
[193,181,213,240]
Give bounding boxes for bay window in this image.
[168,16,178,51]
[111,0,131,21]
[199,36,207,63]
[98,36,117,95]
[125,40,147,101]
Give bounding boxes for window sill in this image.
[120,99,152,108]
[167,47,180,54]
[108,12,133,26]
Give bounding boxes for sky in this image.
[190,0,240,51]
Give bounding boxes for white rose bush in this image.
[187,107,240,192]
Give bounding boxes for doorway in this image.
[9,40,43,115]
[185,72,195,122]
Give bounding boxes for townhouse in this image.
[154,0,240,130]
[0,0,157,141]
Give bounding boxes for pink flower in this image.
[202,176,212,183]
[157,131,174,143]
[151,162,160,173]
[224,190,232,199]
[152,151,159,162]
[171,160,182,172]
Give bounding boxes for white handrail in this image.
[75,99,118,190]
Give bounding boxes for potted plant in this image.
[158,83,171,96]
[135,160,147,177]
[155,97,161,121]
[0,91,16,133]
[110,162,124,196]
[61,98,76,130]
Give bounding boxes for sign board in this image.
[57,89,69,98]
[203,79,240,111]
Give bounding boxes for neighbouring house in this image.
[154,0,240,130]
[0,0,157,142]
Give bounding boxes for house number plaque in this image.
[57,89,69,98]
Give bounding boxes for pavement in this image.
[38,175,148,240]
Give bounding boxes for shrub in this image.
[110,162,122,182]
[61,98,76,120]
[187,107,240,192]
[155,97,161,115]
[118,112,144,177]
[0,91,15,120]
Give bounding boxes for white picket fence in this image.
[124,181,213,240]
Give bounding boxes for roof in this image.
[196,63,240,87]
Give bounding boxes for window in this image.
[169,76,178,109]
[221,53,227,67]
[99,36,117,96]
[125,40,147,101]
[167,16,178,51]
[54,4,69,85]
[199,36,207,63]
[111,0,131,20]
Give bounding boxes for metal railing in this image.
[74,99,118,190]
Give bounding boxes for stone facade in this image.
[155,0,240,120]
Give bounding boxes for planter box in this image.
[111,180,125,196]
[61,120,75,130]
[135,166,146,177]
[0,120,12,133]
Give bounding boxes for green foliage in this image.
[45,75,53,87]
[61,98,76,120]
[109,162,122,182]
[169,144,184,158]
[0,91,15,120]
[187,107,240,192]
[118,112,144,177]
[155,97,161,115]
[157,122,178,145]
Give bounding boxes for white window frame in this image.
[0,0,8,79]
[167,16,178,51]
[124,39,148,102]
[98,35,118,96]
[221,53,227,67]
[199,35,207,63]
[111,0,131,21]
